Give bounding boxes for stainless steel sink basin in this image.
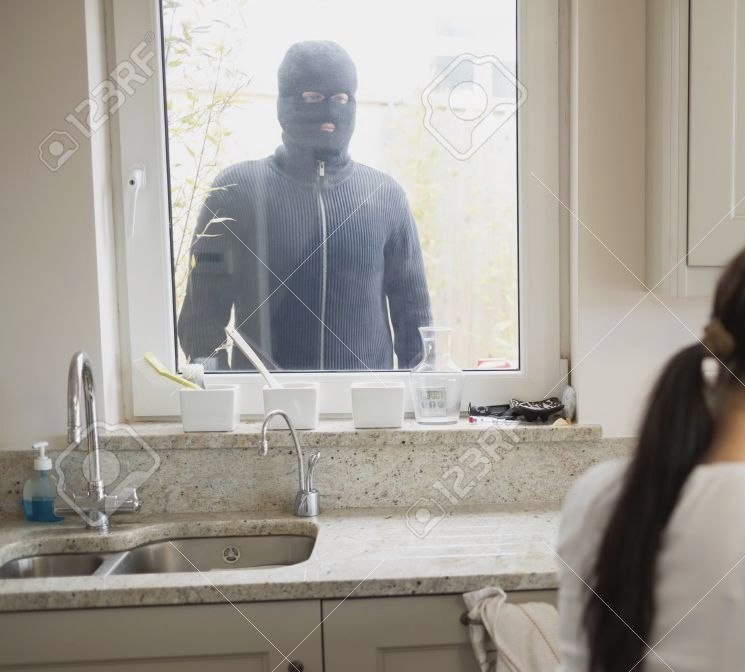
[0,553,104,578]
[108,535,315,574]
[0,534,315,579]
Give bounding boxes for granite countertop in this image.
[0,506,559,612]
[102,418,602,450]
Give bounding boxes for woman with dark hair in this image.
[557,247,745,671]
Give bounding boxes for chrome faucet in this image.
[260,410,320,517]
[59,351,141,531]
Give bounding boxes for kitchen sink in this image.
[0,534,315,579]
[107,535,315,574]
[0,553,105,579]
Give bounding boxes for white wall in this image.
[0,0,120,451]
[570,0,710,437]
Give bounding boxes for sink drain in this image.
[222,545,240,564]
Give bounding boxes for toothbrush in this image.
[182,362,205,389]
[225,327,283,389]
[143,352,200,390]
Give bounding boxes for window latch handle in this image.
[125,165,146,238]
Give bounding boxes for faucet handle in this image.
[306,451,321,491]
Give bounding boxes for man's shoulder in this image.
[212,158,275,188]
[350,162,407,200]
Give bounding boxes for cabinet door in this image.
[688,0,745,266]
[322,591,556,672]
[0,601,322,672]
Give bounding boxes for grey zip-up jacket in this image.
[177,146,432,371]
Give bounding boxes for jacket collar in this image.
[272,143,354,186]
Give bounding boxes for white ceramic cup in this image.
[179,384,240,432]
[262,383,320,430]
[350,382,405,429]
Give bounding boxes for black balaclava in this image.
[277,41,357,166]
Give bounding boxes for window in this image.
[111,0,560,417]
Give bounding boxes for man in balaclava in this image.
[276,41,357,171]
[179,41,432,371]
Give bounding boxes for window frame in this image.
[109,0,561,419]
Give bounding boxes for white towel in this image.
[463,587,560,672]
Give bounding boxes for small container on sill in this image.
[410,326,464,425]
[179,385,240,432]
[351,382,405,429]
[262,383,320,430]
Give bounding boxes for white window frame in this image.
[108,0,561,419]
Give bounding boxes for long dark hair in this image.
[584,248,745,672]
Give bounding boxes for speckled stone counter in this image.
[109,418,603,450]
[0,506,559,612]
[0,420,630,518]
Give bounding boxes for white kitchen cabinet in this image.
[646,0,744,296]
[0,590,557,671]
[688,0,745,268]
[0,601,323,672]
[322,591,557,672]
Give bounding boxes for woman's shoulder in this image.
[676,462,745,513]
[558,459,629,561]
[564,459,629,515]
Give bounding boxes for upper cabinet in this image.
[689,0,745,267]
[646,0,745,296]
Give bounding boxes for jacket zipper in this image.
[317,160,327,370]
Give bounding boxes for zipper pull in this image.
[318,161,325,178]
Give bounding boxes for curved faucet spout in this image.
[260,410,319,517]
[67,351,104,497]
[63,351,142,530]
[260,410,305,491]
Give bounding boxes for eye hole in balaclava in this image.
[277,41,357,161]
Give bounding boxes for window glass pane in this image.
[165,0,519,372]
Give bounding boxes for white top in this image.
[558,459,745,671]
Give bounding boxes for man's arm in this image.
[177,175,237,370]
[384,195,433,369]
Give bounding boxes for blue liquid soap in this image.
[22,497,62,523]
[22,442,63,523]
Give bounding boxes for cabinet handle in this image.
[288,661,304,672]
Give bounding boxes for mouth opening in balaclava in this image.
[277,41,357,162]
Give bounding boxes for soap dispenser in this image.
[22,442,63,522]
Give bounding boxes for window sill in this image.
[105,418,602,451]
